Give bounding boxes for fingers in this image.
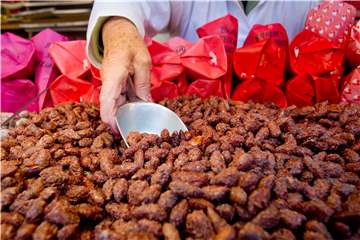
[133,52,151,101]
[100,53,129,131]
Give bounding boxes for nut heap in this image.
[1,96,360,240]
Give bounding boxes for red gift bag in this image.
[181,35,227,80]
[346,21,360,69]
[305,1,356,48]
[232,77,287,108]
[244,23,289,48]
[1,32,36,80]
[48,40,90,78]
[234,39,286,86]
[148,39,184,85]
[286,74,315,107]
[196,14,238,99]
[187,79,223,99]
[32,29,69,110]
[50,75,93,105]
[1,79,38,112]
[313,74,340,103]
[49,40,101,106]
[83,85,101,106]
[165,37,194,56]
[151,81,179,102]
[286,73,340,107]
[290,30,345,76]
[341,66,360,104]
[148,39,186,101]
[90,64,102,87]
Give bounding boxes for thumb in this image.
[133,55,151,101]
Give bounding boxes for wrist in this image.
[103,17,140,50]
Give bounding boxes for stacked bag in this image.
[0,29,101,113]
[1,1,359,113]
[287,1,358,106]
[1,29,68,112]
[149,1,359,106]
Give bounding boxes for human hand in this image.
[101,17,151,130]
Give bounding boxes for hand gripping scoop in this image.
[115,79,188,147]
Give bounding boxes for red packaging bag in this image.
[50,75,93,105]
[244,23,289,48]
[313,74,340,104]
[232,77,287,108]
[83,85,101,106]
[286,74,315,107]
[151,81,179,102]
[181,35,227,80]
[1,79,38,113]
[48,40,90,78]
[197,14,238,53]
[176,73,189,95]
[32,28,69,110]
[165,37,194,56]
[187,79,223,99]
[286,73,340,107]
[305,1,356,48]
[340,66,360,104]
[346,21,360,69]
[90,64,102,87]
[1,32,35,80]
[196,14,238,99]
[148,39,184,86]
[233,39,286,86]
[290,30,345,76]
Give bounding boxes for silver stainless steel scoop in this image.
[115,78,188,147]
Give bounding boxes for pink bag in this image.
[32,28,69,110]
[340,66,360,104]
[346,21,360,69]
[305,1,356,48]
[1,79,38,113]
[1,32,36,80]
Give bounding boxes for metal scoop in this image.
[115,78,188,147]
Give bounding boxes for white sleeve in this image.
[86,1,172,68]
